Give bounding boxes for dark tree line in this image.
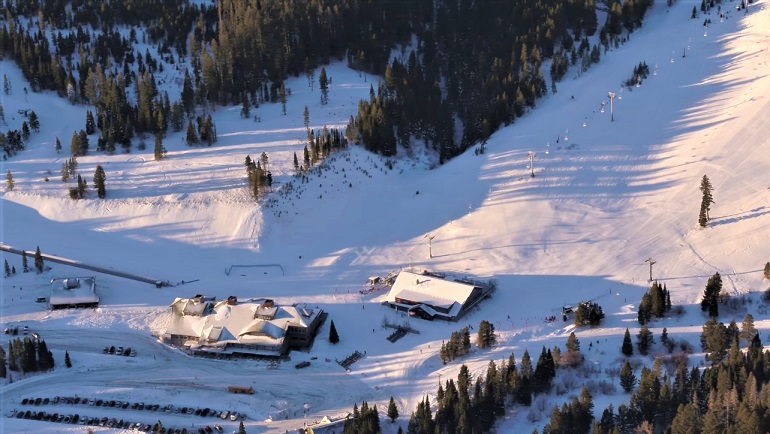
[407,348,556,434]
[2,0,655,164]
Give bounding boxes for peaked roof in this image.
[386,271,477,309]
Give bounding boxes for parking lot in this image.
[8,394,246,433]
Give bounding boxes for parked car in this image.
[219,411,229,420]
[295,361,311,369]
[23,325,29,334]
[230,412,239,421]
[214,425,223,432]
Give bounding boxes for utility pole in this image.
[608,92,616,122]
[528,151,537,177]
[645,257,657,282]
[425,234,435,259]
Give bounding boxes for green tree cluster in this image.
[476,320,496,349]
[574,301,605,326]
[343,401,380,434]
[6,337,55,373]
[440,327,471,364]
[637,281,672,324]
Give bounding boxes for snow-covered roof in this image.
[171,297,209,316]
[164,298,320,348]
[48,277,99,307]
[386,271,477,309]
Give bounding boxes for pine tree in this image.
[566,332,580,352]
[85,110,96,134]
[34,246,44,273]
[77,174,87,199]
[186,120,199,145]
[78,129,89,155]
[319,68,329,105]
[5,170,14,191]
[740,313,756,343]
[622,328,634,356]
[181,69,195,114]
[54,137,61,153]
[699,175,714,226]
[238,420,246,434]
[620,361,636,392]
[240,93,251,119]
[293,152,299,171]
[0,345,6,378]
[329,320,340,344]
[303,106,310,130]
[65,351,72,368]
[637,325,654,355]
[70,131,79,156]
[21,121,30,139]
[701,272,722,317]
[4,259,10,277]
[28,111,40,132]
[764,262,770,280]
[476,320,496,348]
[22,251,29,273]
[638,292,652,325]
[279,82,287,115]
[93,165,106,199]
[387,396,399,422]
[154,134,165,161]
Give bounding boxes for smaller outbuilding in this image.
[49,277,99,309]
[384,270,495,321]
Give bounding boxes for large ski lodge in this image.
[162,296,325,358]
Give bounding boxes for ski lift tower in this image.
[425,234,436,259]
[528,151,537,178]
[645,257,657,282]
[608,92,616,122]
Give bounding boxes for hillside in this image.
[2,0,770,433]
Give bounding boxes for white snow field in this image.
[2,0,770,432]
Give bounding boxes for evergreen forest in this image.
[0,0,654,162]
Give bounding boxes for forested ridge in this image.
[1,0,653,162]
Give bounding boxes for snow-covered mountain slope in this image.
[1,0,770,432]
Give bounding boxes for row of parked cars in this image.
[103,345,137,356]
[22,395,247,421]
[9,409,225,433]
[3,325,28,335]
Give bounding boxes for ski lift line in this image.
[0,243,167,286]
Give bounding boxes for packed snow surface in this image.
[2,0,770,432]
